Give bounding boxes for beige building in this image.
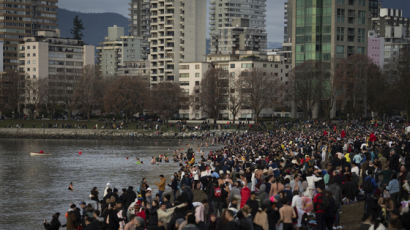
[116,60,149,80]
[149,0,207,85]
[97,25,144,77]
[18,30,95,105]
[1,0,58,71]
[179,53,291,120]
[178,62,210,119]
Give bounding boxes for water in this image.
[0,138,217,230]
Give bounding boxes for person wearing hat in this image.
[43,212,61,230]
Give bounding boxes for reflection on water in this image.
[0,138,217,230]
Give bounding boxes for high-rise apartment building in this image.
[371,8,410,73]
[149,0,206,85]
[97,25,143,77]
[369,0,380,18]
[284,0,293,43]
[209,0,267,54]
[129,0,150,58]
[291,0,370,67]
[1,0,58,71]
[18,30,95,105]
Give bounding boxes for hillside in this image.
[57,8,129,46]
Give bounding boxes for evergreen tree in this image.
[71,15,84,40]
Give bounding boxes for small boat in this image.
[30,152,52,156]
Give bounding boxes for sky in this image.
[58,0,287,44]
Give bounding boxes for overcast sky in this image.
[59,0,286,43]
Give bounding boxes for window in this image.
[358,0,365,6]
[180,65,189,70]
[195,73,200,78]
[347,46,354,56]
[357,47,365,54]
[337,9,345,24]
[348,10,355,24]
[180,82,189,86]
[357,28,365,43]
[241,63,252,68]
[230,64,235,68]
[336,0,345,4]
[348,0,355,5]
[195,81,199,86]
[337,27,345,41]
[358,11,366,24]
[336,46,345,55]
[348,28,355,42]
[195,64,200,70]
[180,73,189,78]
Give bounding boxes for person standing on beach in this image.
[157,175,166,201]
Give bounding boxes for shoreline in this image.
[0,128,242,140]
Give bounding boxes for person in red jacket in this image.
[240,182,251,209]
[313,184,326,230]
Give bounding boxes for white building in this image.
[178,62,210,119]
[372,8,410,72]
[97,25,144,77]
[149,0,207,85]
[179,53,291,120]
[18,30,95,105]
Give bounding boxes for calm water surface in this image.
[0,138,218,230]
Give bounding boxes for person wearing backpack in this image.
[363,171,377,196]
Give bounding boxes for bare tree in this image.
[103,75,149,119]
[239,69,279,123]
[71,65,104,119]
[150,82,184,121]
[334,55,376,118]
[0,70,25,117]
[199,67,229,121]
[228,80,241,124]
[394,45,410,118]
[288,61,330,119]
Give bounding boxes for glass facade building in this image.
[292,0,370,66]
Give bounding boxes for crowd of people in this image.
[44,120,410,230]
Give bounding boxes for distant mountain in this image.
[57,8,129,46]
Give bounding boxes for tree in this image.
[71,65,104,119]
[71,16,84,40]
[150,82,185,121]
[239,69,280,123]
[288,61,330,119]
[334,55,376,118]
[0,70,25,117]
[103,76,149,119]
[199,67,229,121]
[394,45,410,119]
[228,77,241,124]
